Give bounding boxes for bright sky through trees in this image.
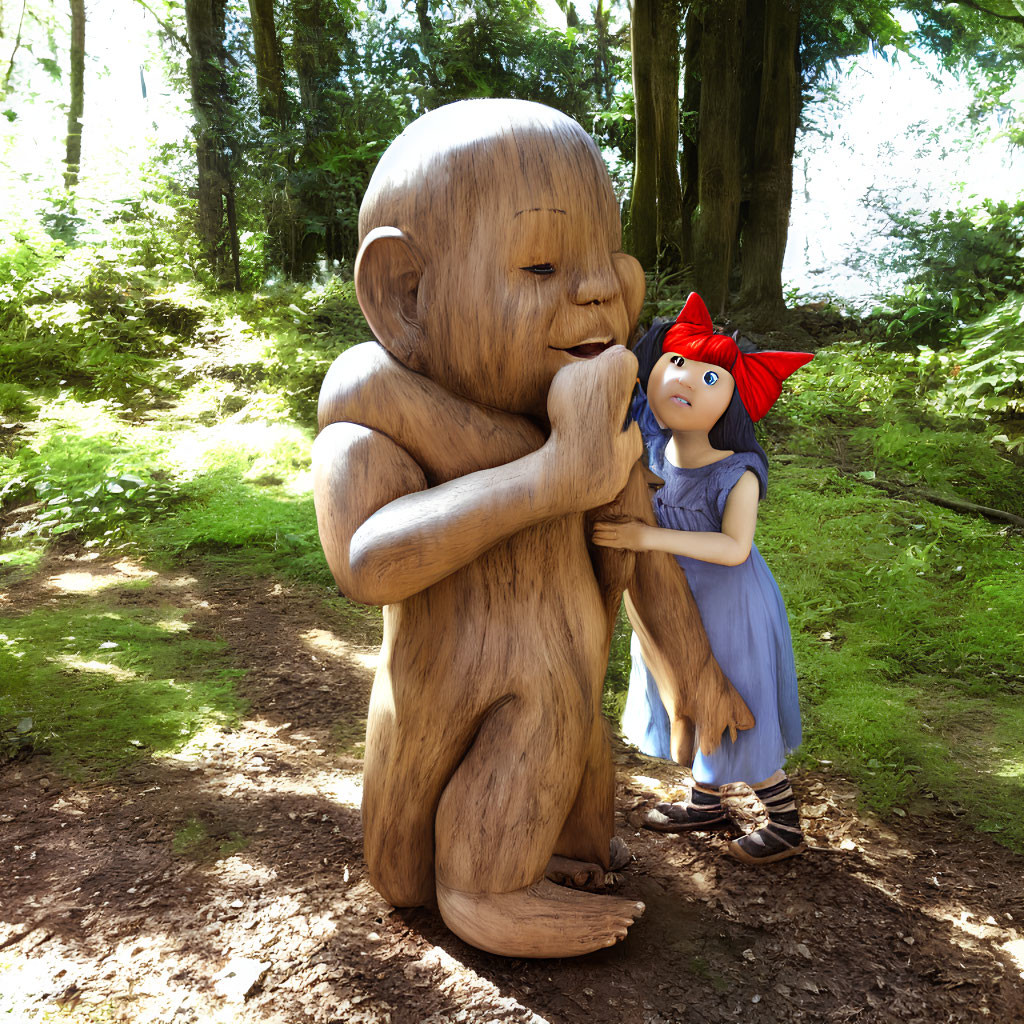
[2,1,1020,307]
[787,45,1022,305]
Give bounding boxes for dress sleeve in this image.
[713,455,768,519]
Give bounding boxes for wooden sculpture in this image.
[312,99,754,959]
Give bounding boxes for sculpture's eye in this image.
[521,263,555,275]
[669,355,685,367]
[703,370,720,385]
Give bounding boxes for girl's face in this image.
[648,352,735,433]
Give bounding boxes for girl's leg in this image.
[727,769,805,864]
[643,780,733,834]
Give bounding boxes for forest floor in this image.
[2,550,1023,1024]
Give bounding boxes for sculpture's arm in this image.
[614,468,755,760]
[314,421,566,606]
[314,345,642,607]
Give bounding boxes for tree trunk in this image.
[679,5,702,269]
[248,0,289,275]
[652,0,682,266]
[63,0,84,190]
[738,0,801,322]
[185,0,241,289]
[630,0,683,270]
[593,0,614,107]
[248,0,286,124]
[693,0,744,316]
[629,0,658,269]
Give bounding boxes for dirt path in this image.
[2,554,1023,1023]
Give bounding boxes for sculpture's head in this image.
[355,98,645,417]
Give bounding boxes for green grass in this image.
[759,455,1024,849]
[0,590,245,773]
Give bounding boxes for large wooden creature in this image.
[312,99,753,958]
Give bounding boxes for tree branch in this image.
[848,473,1024,528]
[132,0,193,56]
[943,0,1024,26]
[2,0,28,98]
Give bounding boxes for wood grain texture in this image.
[312,98,752,958]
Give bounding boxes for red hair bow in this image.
[661,293,814,422]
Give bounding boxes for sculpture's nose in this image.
[571,262,620,306]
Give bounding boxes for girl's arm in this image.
[592,470,760,567]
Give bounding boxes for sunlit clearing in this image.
[302,628,378,671]
[54,655,136,682]
[167,419,313,494]
[46,561,157,594]
[157,618,191,634]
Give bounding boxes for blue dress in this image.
[621,393,802,787]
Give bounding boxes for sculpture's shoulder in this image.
[317,341,406,433]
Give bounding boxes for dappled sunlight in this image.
[54,654,136,682]
[156,617,191,633]
[1003,939,1024,980]
[269,770,363,808]
[302,627,378,671]
[46,559,158,594]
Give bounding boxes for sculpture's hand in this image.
[542,345,642,514]
[690,652,756,756]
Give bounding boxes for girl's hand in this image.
[592,519,650,551]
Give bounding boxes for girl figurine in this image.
[593,292,813,865]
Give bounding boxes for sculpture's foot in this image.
[436,878,644,958]
[545,855,606,889]
[545,837,631,890]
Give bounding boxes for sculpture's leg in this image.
[361,680,470,908]
[544,713,619,890]
[434,692,644,958]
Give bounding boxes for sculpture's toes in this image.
[437,878,644,958]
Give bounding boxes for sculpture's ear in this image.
[355,226,425,363]
[613,252,646,330]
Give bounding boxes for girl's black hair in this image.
[710,388,769,497]
[632,317,769,494]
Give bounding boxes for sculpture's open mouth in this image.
[553,339,617,359]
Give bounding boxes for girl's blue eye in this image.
[703,370,720,385]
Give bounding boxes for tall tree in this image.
[248,0,286,124]
[247,0,290,272]
[63,0,84,190]
[738,0,801,317]
[629,0,683,269]
[692,0,744,315]
[184,0,241,288]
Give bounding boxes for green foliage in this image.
[0,396,181,546]
[603,602,632,722]
[0,593,245,773]
[255,278,369,427]
[0,231,191,404]
[773,342,1024,512]
[865,198,1024,346]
